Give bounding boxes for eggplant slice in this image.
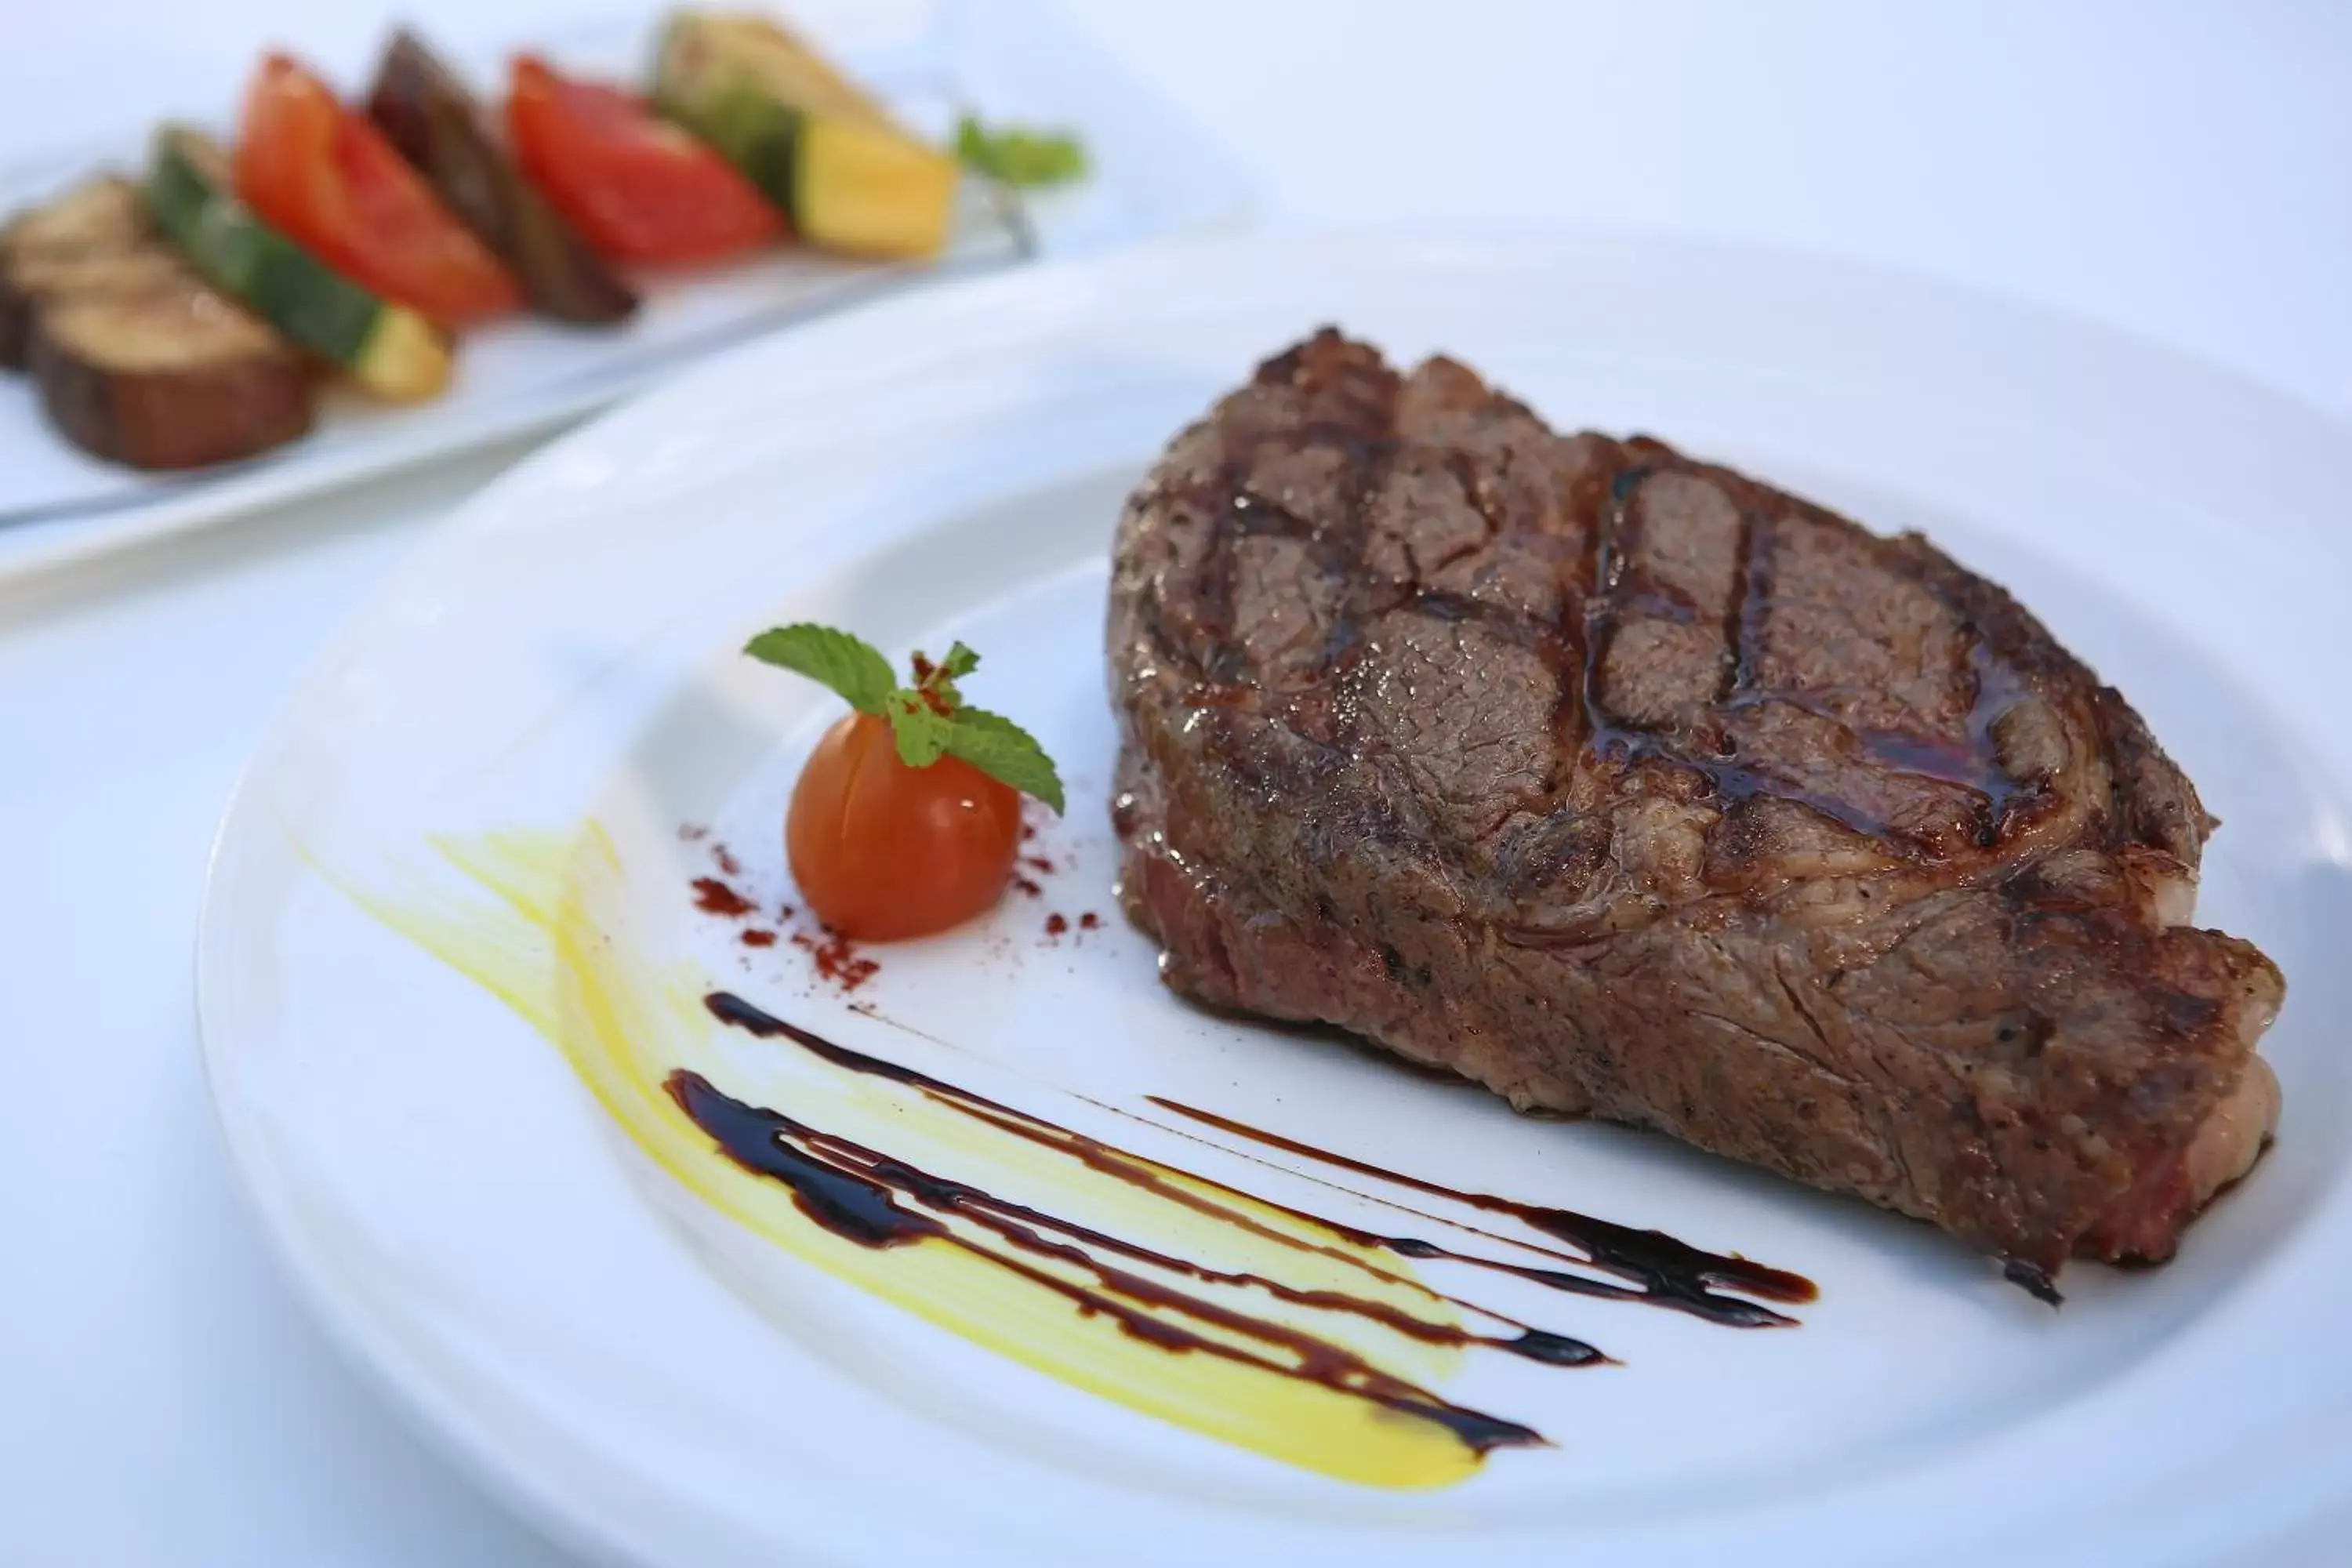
[32,271,314,470]
[366,30,638,325]
[0,174,154,368]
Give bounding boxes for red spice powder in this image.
[684,852,874,988]
[1020,822,1037,843]
[1044,913,1069,937]
[1023,855,1055,875]
[788,927,879,991]
[691,877,756,917]
[1079,912,1102,931]
[1012,876,1043,898]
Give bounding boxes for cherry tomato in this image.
[506,55,782,265]
[786,711,1022,942]
[234,53,520,328]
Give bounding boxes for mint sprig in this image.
[954,114,1088,189]
[744,625,895,714]
[746,623,1065,815]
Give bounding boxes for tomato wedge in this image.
[234,53,519,328]
[506,55,782,265]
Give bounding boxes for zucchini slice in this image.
[144,125,452,401]
[652,11,957,259]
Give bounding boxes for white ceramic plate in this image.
[0,0,1246,581]
[197,234,2352,1566]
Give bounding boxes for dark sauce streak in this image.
[712,996,1448,1295]
[1574,467,2043,852]
[673,1000,1579,1454]
[713,994,1804,1334]
[2002,1256,2064,1307]
[670,1073,942,1247]
[705,996,1596,1352]
[1094,1090,1791,1327]
[937,1091,1617,1363]
[1147,1096,1817,1326]
[688,989,1810,1470]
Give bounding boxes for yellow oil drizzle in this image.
[319,819,1504,1488]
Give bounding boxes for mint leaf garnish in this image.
[941,706,1065,815]
[916,641,981,708]
[744,622,1064,812]
[935,641,980,682]
[887,694,953,768]
[745,624,895,716]
[955,114,1087,189]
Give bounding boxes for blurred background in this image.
[0,4,2345,1565]
[6,1,2350,412]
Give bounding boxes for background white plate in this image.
[0,0,1246,581]
[198,234,2352,1565]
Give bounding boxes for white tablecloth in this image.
[1,3,2344,1563]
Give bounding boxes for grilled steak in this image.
[1108,330,2284,1288]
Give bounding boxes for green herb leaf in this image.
[941,705,1065,815]
[744,624,895,716]
[936,641,981,682]
[888,695,953,768]
[918,641,981,707]
[955,114,1087,189]
[745,622,1064,811]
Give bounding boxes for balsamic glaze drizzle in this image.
[673,991,1817,1458]
[1148,1097,1817,1324]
